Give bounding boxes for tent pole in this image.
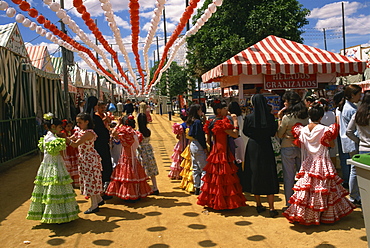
[60,0,71,120]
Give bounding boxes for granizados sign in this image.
[264,74,317,90]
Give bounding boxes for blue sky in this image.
[0,0,370,76]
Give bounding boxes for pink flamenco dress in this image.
[168,122,188,180]
[283,123,355,225]
[197,117,246,210]
[106,125,152,200]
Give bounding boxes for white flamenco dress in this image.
[283,123,355,225]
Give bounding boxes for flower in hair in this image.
[62,119,68,127]
[128,115,134,120]
[43,112,54,120]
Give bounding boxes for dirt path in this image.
[0,113,367,248]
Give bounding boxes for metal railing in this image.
[0,117,38,164]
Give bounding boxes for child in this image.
[179,129,195,193]
[67,113,103,214]
[60,119,80,188]
[106,115,152,200]
[137,109,160,194]
[27,115,79,223]
[169,114,189,180]
[283,102,355,225]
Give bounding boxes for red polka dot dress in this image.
[75,129,103,197]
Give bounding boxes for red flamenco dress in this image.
[106,125,152,200]
[283,123,355,225]
[61,129,80,187]
[197,117,246,210]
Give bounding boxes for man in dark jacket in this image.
[123,99,134,115]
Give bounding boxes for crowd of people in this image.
[27,86,369,226]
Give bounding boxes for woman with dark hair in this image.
[346,91,370,206]
[187,104,207,195]
[198,102,246,210]
[243,94,279,217]
[137,102,159,194]
[338,84,362,205]
[67,113,103,214]
[283,102,355,225]
[277,91,309,210]
[84,96,113,199]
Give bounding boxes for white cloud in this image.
[315,15,370,35]
[114,15,130,30]
[309,1,363,19]
[312,42,319,47]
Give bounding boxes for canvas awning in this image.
[26,46,55,73]
[202,35,367,83]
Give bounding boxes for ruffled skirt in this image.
[27,156,79,223]
[283,156,355,225]
[168,141,184,179]
[197,152,246,210]
[179,145,194,193]
[106,155,152,200]
[63,146,80,186]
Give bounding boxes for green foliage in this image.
[186,0,310,78]
[150,62,195,98]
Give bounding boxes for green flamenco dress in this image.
[27,131,80,223]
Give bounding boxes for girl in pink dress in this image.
[67,113,103,214]
[106,115,152,201]
[169,115,189,180]
[283,102,355,225]
[60,120,80,188]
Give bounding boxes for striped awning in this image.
[26,46,55,73]
[201,35,367,83]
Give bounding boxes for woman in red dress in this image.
[106,115,152,201]
[197,102,247,210]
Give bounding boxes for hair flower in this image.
[128,115,134,120]
[43,112,54,120]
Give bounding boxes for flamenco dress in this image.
[61,129,80,187]
[27,131,79,223]
[169,122,188,180]
[74,129,103,197]
[179,128,195,193]
[138,136,159,177]
[283,123,355,225]
[106,126,152,200]
[197,118,246,210]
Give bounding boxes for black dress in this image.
[242,112,279,195]
[93,114,113,184]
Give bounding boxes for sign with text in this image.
[264,74,318,90]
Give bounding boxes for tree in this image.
[150,61,195,98]
[186,0,310,78]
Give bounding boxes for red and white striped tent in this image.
[201,35,367,90]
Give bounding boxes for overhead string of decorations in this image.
[0,0,223,96]
[1,0,134,94]
[146,0,223,94]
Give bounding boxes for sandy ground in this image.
[0,112,367,248]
